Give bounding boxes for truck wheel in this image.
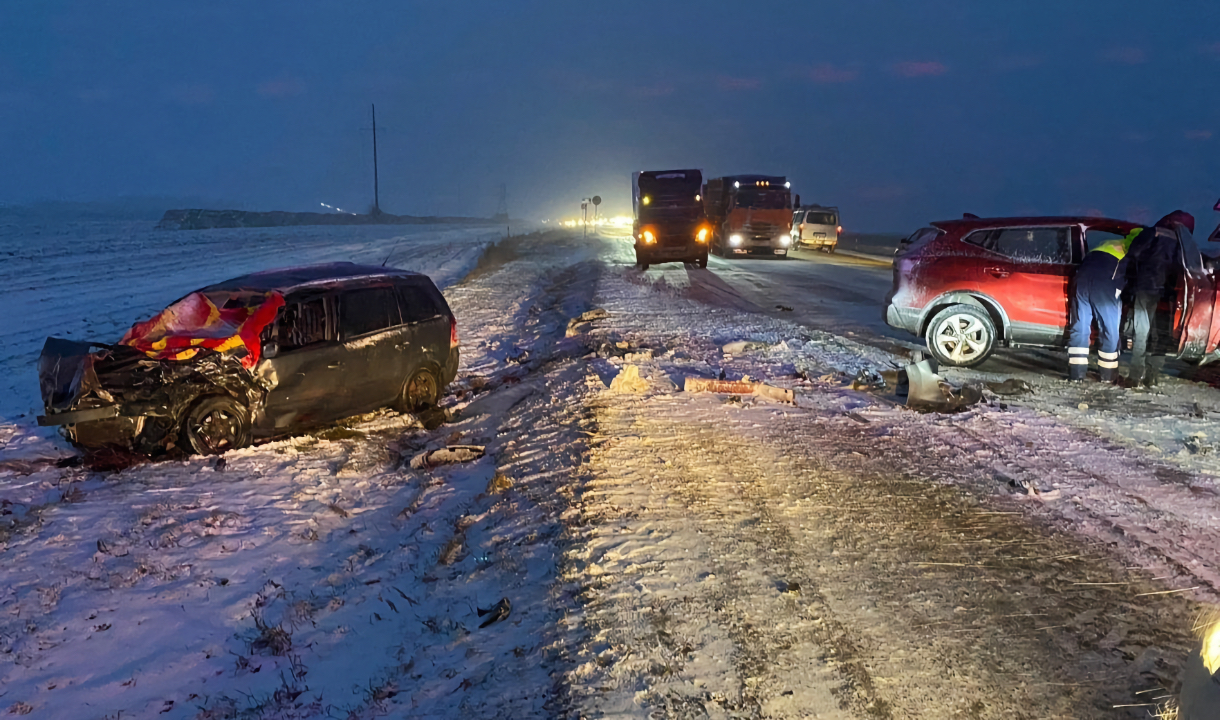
[924,304,996,368]
[182,395,251,455]
[697,253,708,269]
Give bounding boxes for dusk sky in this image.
[2,1,1219,231]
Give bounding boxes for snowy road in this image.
[0,227,1217,718]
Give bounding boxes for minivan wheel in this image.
[398,368,440,413]
[182,395,251,455]
[924,304,996,368]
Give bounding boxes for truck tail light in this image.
[450,316,459,348]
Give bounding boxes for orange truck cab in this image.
[703,175,793,258]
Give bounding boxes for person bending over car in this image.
[1124,210,1194,388]
[1067,230,1137,382]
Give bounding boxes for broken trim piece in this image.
[683,377,795,404]
[37,405,121,427]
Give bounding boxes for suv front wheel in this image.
[924,304,996,368]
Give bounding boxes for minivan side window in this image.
[339,287,401,338]
[397,282,445,324]
[964,227,1071,264]
[274,297,330,352]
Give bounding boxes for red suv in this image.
[885,215,1220,368]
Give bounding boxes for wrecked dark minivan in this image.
[38,263,460,456]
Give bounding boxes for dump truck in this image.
[703,175,793,258]
[632,169,711,270]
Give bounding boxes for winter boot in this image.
[1069,363,1087,382]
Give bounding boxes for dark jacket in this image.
[1127,210,1194,296]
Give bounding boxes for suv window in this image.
[806,212,837,225]
[339,287,401,338]
[964,227,1071,263]
[398,282,446,323]
[275,297,330,352]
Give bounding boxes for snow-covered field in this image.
[0,224,1216,718]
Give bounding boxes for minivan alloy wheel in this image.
[182,395,252,455]
[400,368,440,412]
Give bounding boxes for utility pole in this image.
[371,104,381,215]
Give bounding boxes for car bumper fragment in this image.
[38,404,122,427]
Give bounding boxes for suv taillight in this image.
[450,315,459,348]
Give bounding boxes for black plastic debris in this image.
[478,597,511,628]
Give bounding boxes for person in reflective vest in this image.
[1124,210,1193,387]
[1067,230,1138,381]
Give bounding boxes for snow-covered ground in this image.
[0,224,1216,718]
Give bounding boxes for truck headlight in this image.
[778,235,791,246]
[642,230,656,244]
[696,227,709,242]
[729,234,743,247]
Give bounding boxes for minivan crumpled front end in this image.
[37,338,165,448]
[35,288,281,454]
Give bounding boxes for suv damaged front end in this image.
[37,290,282,455]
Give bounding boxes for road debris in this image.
[684,376,795,404]
[900,357,984,412]
[409,445,486,469]
[477,597,512,628]
[851,368,887,391]
[565,308,609,337]
[986,378,1034,396]
[721,340,771,355]
[1184,433,1214,455]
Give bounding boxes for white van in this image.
[791,205,840,252]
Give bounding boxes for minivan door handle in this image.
[985,267,1011,278]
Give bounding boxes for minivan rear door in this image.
[337,286,406,412]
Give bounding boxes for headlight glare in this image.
[696,227,709,242]
[642,230,655,244]
[729,234,743,247]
